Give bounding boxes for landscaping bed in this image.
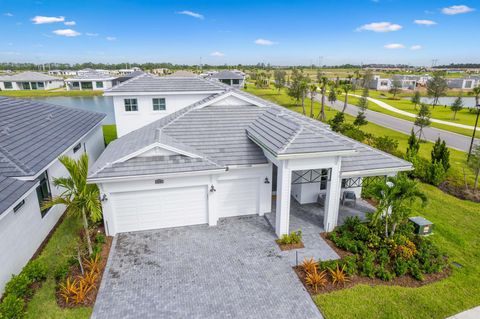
[275,230,304,251]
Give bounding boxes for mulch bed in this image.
[320,232,353,259]
[56,227,113,309]
[276,240,305,251]
[439,181,480,203]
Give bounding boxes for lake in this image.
[30,96,115,124]
[402,96,478,108]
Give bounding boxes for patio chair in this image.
[341,191,357,208]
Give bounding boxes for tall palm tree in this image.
[341,83,353,113]
[317,76,328,121]
[309,84,317,118]
[471,86,480,107]
[42,154,102,255]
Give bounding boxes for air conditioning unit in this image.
[409,216,433,236]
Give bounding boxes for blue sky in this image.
[0,0,478,66]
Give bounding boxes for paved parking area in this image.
[92,215,323,319]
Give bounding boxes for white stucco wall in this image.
[112,93,212,137]
[65,80,115,91]
[0,80,64,90]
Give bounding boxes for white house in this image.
[88,78,412,238]
[0,72,64,90]
[104,74,226,137]
[447,77,480,90]
[369,75,391,90]
[65,69,119,91]
[210,70,245,89]
[0,97,105,294]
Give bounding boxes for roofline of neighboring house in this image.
[65,78,117,81]
[87,167,227,184]
[14,120,104,181]
[0,181,39,222]
[340,165,413,178]
[103,90,225,96]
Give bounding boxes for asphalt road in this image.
[317,96,479,153]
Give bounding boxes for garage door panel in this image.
[111,185,208,233]
[217,178,259,218]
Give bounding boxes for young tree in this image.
[362,70,373,89]
[431,138,450,172]
[309,84,317,118]
[426,73,448,108]
[328,112,345,132]
[389,79,402,99]
[369,174,427,238]
[415,103,431,140]
[273,69,286,92]
[341,83,352,113]
[450,96,464,120]
[354,111,368,127]
[287,70,304,106]
[42,154,102,256]
[470,86,480,108]
[411,90,421,110]
[357,87,369,112]
[406,128,420,157]
[317,76,329,121]
[299,77,310,115]
[468,144,480,191]
[328,84,337,105]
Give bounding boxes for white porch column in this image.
[275,161,292,237]
[323,159,342,232]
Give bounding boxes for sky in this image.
[0,0,478,66]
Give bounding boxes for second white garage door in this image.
[111,185,208,233]
[216,177,259,218]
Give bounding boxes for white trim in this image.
[87,168,227,184]
[341,166,413,178]
[104,90,224,97]
[14,122,103,181]
[194,90,270,109]
[0,182,39,222]
[276,150,356,159]
[111,142,202,165]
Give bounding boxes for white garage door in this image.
[217,178,259,218]
[111,185,208,233]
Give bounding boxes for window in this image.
[13,200,25,213]
[320,169,329,190]
[96,81,104,88]
[36,171,52,217]
[4,82,12,89]
[81,82,93,90]
[22,82,30,90]
[220,79,230,85]
[72,82,80,88]
[73,143,82,153]
[152,98,166,111]
[232,79,240,85]
[37,82,44,88]
[31,82,38,90]
[124,98,138,112]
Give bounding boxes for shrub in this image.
[352,223,371,242]
[4,274,31,298]
[329,264,350,285]
[301,258,317,274]
[95,233,106,244]
[54,263,70,282]
[376,266,394,281]
[318,260,339,272]
[81,270,98,288]
[360,251,376,278]
[277,230,302,245]
[343,216,362,230]
[409,260,424,281]
[394,257,409,276]
[59,277,78,305]
[425,161,446,186]
[371,135,399,155]
[305,269,328,293]
[341,255,358,277]
[23,259,48,282]
[377,248,391,266]
[0,295,25,319]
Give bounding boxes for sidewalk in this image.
[447,306,480,319]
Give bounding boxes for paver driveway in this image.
[92,215,323,319]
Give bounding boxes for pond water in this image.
[30,96,115,124]
[403,96,478,108]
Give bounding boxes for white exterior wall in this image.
[0,80,64,90]
[65,80,115,91]
[0,125,104,295]
[112,93,213,137]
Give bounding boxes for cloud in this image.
[210,51,225,57]
[86,32,98,36]
[106,36,116,41]
[441,5,475,15]
[176,10,204,19]
[384,43,405,49]
[414,19,437,26]
[32,15,65,24]
[4,13,13,17]
[52,29,81,37]
[356,22,402,32]
[64,21,76,26]
[254,38,276,46]
[410,45,422,50]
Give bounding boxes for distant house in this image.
[447,77,479,90]
[0,72,64,91]
[166,70,197,77]
[116,67,142,76]
[116,70,145,83]
[47,70,78,77]
[0,97,105,294]
[210,70,245,88]
[369,75,391,90]
[65,69,119,91]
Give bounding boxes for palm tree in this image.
[317,76,328,121]
[341,84,353,113]
[42,154,102,255]
[309,84,317,118]
[470,87,480,107]
[369,175,427,238]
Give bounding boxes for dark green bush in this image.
[95,233,106,244]
[318,259,338,272]
[394,257,409,276]
[377,248,391,266]
[23,260,47,282]
[409,260,424,281]
[360,251,376,278]
[352,223,370,242]
[0,295,25,319]
[341,255,358,276]
[371,135,400,156]
[376,266,395,281]
[425,161,446,186]
[4,274,31,298]
[54,263,70,282]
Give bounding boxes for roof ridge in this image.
[104,73,154,92]
[278,121,303,154]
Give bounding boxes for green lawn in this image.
[102,125,117,145]
[0,90,103,97]
[26,215,92,319]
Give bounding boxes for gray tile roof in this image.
[89,89,411,180]
[0,97,105,177]
[105,73,226,93]
[211,70,244,80]
[0,176,37,215]
[0,71,62,82]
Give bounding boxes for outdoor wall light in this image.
[100,194,108,202]
[210,185,216,192]
[264,177,270,184]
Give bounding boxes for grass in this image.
[26,214,92,319]
[102,125,117,145]
[0,90,103,97]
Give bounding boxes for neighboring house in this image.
[116,70,145,83]
[65,69,119,91]
[104,74,226,137]
[116,67,142,76]
[166,70,197,77]
[210,70,245,88]
[369,75,391,91]
[0,97,105,294]
[88,87,411,238]
[47,70,78,77]
[0,72,64,91]
[447,77,479,90]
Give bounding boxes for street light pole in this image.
[468,104,480,161]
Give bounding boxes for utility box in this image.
[409,216,433,236]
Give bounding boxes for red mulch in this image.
[276,240,305,251]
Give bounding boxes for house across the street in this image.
[65,69,119,91]
[89,75,412,238]
[0,97,105,294]
[209,70,245,88]
[0,71,65,91]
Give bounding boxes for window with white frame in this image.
[152,98,166,111]
[36,171,52,217]
[124,98,138,112]
[4,82,12,89]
